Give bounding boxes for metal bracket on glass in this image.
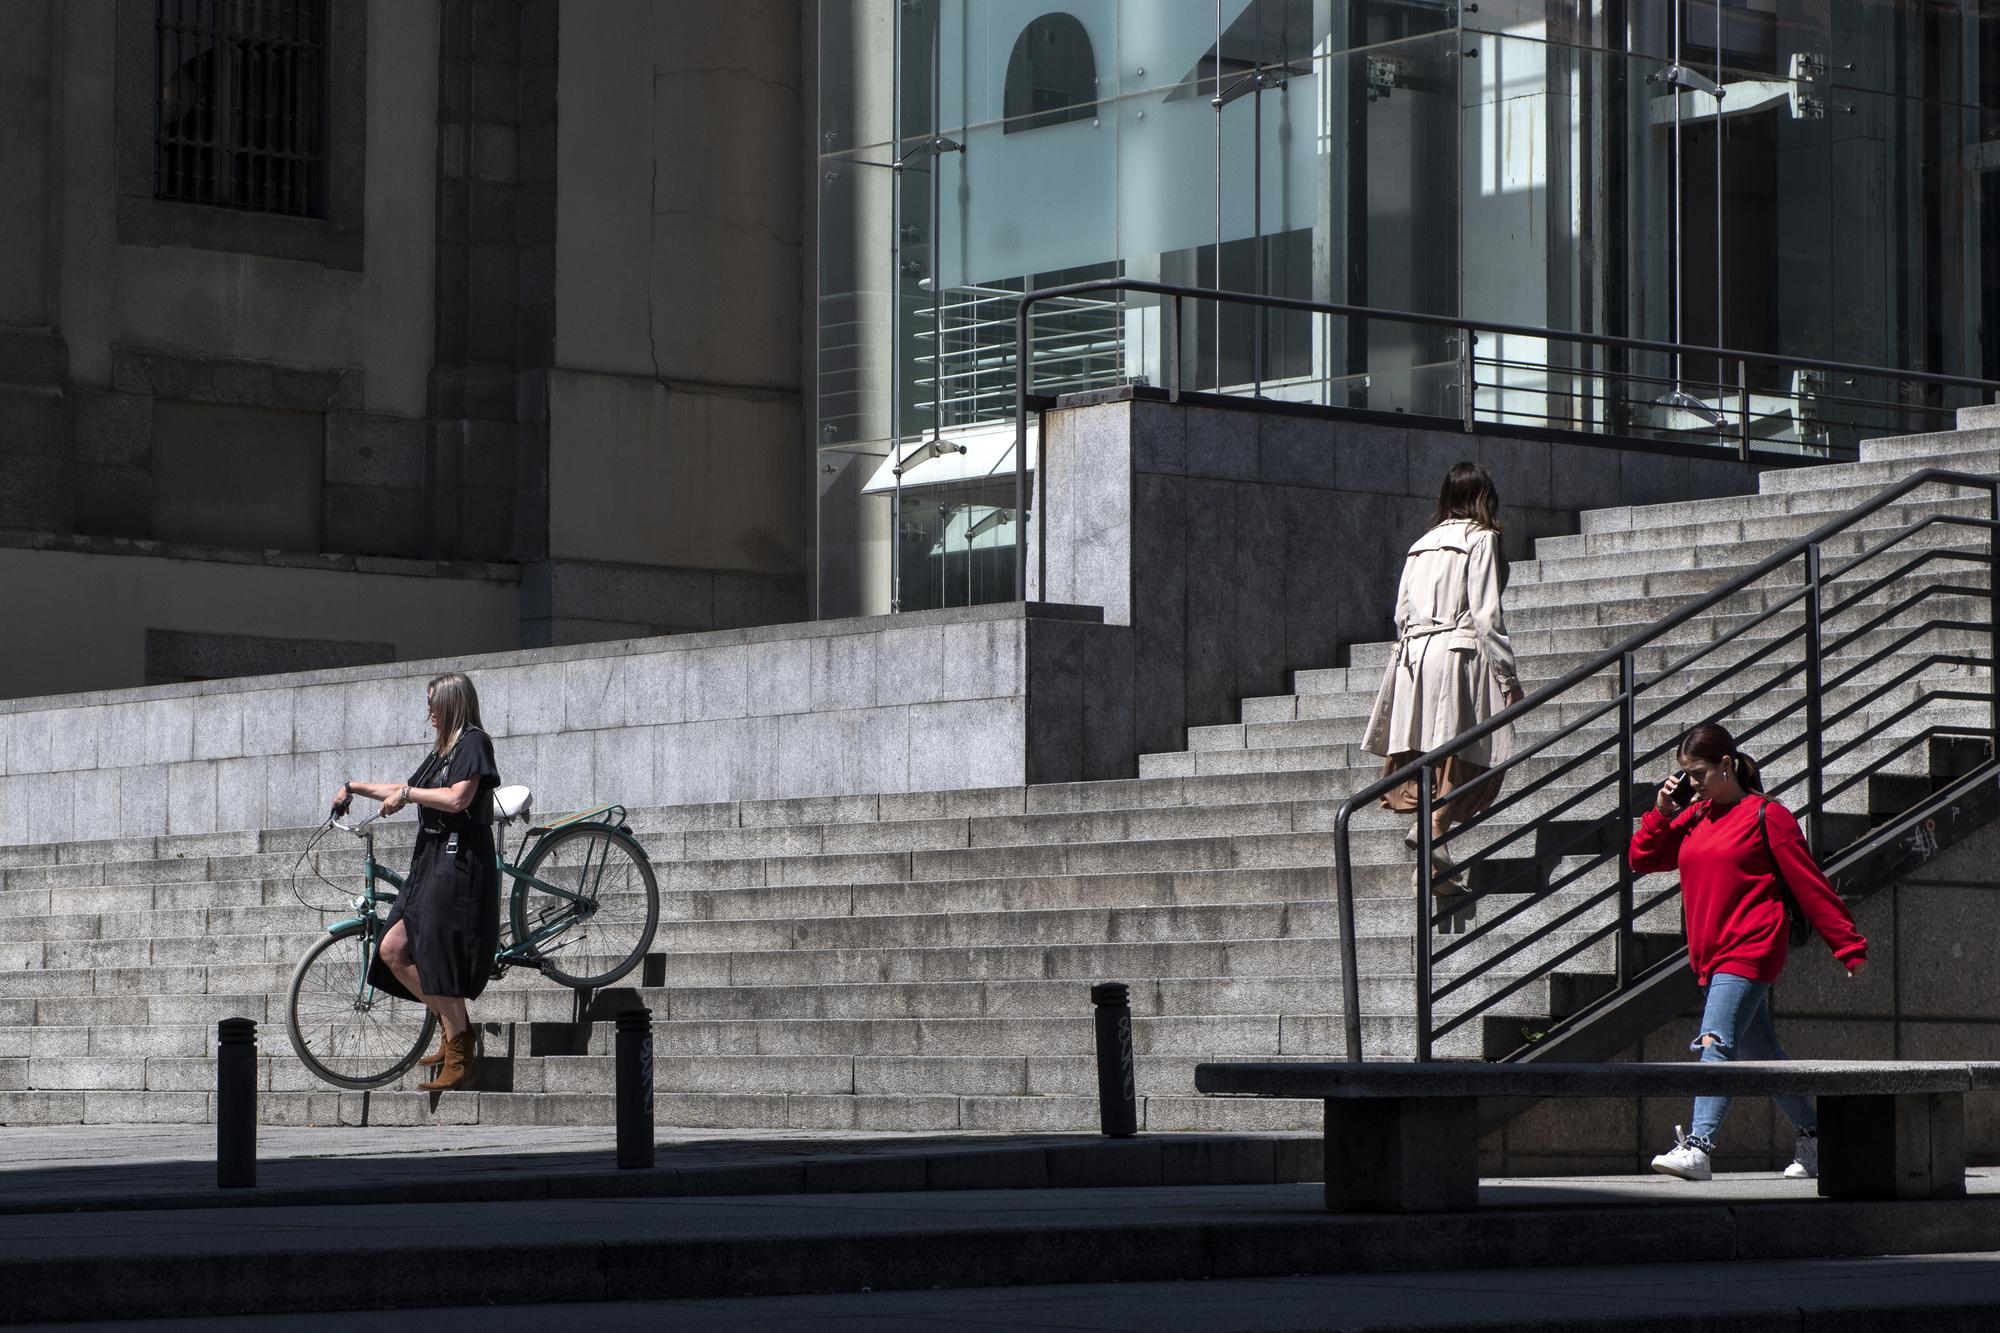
[965,509,1012,541]
[893,136,964,171]
[890,433,967,477]
[1648,64,1725,100]
[1656,390,1729,429]
[1212,65,1307,110]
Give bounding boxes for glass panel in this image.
[814,0,2000,617]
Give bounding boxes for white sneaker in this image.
[1651,1126,1713,1181]
[1784,1131,1818,1179]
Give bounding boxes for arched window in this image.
[1003,14,1097,133]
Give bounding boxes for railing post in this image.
[1014,297,1032,603]
[1414,766,1434,1062]
[1616,653,1637,990]
[1334,804,1365,1062]
[1737,359,1752,463]
[1459,327,1476,433]
[1803,544,1828,857]
[1990,483,2000,757]
[1166,294,1182,403]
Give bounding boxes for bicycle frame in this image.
[322,804,641,989]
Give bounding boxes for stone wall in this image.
[0,0,812,701]
[541,0,807,644]
[0,602,1123,846]
[1033,390,1769,759]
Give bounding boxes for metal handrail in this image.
[1007,277,2000,600]
[1330,467,2000,1061]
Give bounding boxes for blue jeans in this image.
[1688,970,1816,1145]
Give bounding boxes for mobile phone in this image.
[1667,771,1697,808]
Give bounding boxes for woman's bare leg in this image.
[433,997,469,1038]
[378,921,428,1004]
[378,922,464,1035]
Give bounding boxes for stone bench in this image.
[1192,1060,2000,1212]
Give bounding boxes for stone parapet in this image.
[0,602,1123,846]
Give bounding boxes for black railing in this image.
[1331,468,2000,1062]
[1007,279,2000,602]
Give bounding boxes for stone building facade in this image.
[0,0,809,701]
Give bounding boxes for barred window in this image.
[154,0,328,218]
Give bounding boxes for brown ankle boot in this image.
[418,1031,475,1092]
[417,1034,447,1067]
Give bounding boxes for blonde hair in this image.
[426,672,484,755]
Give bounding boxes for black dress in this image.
[369,727,502,1003]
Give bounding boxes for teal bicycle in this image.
[283,785,660,1090]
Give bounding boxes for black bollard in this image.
[1090,982,1138,1138]
[216,1017,258,1188]
[615,1007,655,1169]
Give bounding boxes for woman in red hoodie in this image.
[1629,723,1869,1182]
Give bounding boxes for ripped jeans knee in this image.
[1691,1030,1733,1057]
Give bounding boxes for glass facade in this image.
[816,1,2000,617]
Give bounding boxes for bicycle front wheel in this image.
[513,824,660,989]
[285,921,436,1090]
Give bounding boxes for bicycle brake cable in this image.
[287,818,350,915]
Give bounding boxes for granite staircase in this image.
[1,407,1996,1129]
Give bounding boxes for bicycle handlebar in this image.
[331,811,384,837]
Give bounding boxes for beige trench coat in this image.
[1361,519,1520,768]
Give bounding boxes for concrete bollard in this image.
[615,1007,655,1169]
[1090,982,1138,1138]
[216,1017,258,1188]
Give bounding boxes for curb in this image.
[10,1191,2000,1323]
[1,1132,1324,1217]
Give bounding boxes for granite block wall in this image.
[1033,391,1766,759]
[0,602,1122,846]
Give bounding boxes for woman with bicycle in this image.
[332,671,501,1093]
[1631,721,1868,1183]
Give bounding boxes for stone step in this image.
[0,1087,1332,1132]
[0,876,1629,1011]
[1858,421,2000,460]
[1263,612,1991,720]
[1512,511,1986,588]
[1534,493,1990,560]
[1756,448,2000,496]
[1195,675,1966,757]
[1581,472,1996,537]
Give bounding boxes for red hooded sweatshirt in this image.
[1629,794,1868,985]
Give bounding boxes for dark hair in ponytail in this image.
[1677,722,1763,793]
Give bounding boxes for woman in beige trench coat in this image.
[1362,463,1524,890]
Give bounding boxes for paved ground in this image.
[39,1254,2000,1331]
[7,1126,1999,1327]
[0,1123,1319,1212]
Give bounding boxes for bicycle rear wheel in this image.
[512,824,660,989]
[285,921,435,1090]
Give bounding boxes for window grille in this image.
[154,0,328,218]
